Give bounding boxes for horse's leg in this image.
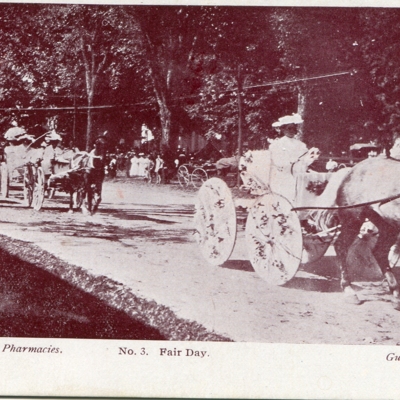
[81,173,91,215]
[92,182,102,214]
[86,185,94,215]
[366,210,400,310]
[91,171,104,214]
[68,190,74,214]
[334,213,363,304]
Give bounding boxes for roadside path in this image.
[0,178,399,344]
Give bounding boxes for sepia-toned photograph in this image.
[2,1,400,398]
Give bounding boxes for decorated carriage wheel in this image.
[177,165,190,187]
[194,177,237,266]
[245,193,302,285]
[23,164,34,207]
[191,167,208,188]
[31,167,45,211]
[0,162,8,198]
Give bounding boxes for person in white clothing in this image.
[269,113,308,203]
[155,154,164,184]
[137,153,146,177]
[143,154,154,182]
[129,152,139,177]
[326,158,338,172]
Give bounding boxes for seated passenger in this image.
[269,113,308,203]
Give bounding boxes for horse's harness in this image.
[293,157,400,212]
[292,192,400,212]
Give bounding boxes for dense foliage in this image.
[0,5,399,154]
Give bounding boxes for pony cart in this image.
[0,132,96,213]
[194,149,343,285]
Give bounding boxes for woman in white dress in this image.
[137,153,146,177]
[129,153,139,177]
[269,113,308,204]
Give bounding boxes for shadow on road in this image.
[0,248,165,340]
[221,260,254,272]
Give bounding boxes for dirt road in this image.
[0,177,400,345]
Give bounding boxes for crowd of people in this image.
[0,120,211,187]
[104,147,199,184]
[5,112,393,192]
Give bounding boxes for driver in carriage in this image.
[269,113,320,204]
[3,121,35,171]
[4,121,35,146]
[41,130,70,175]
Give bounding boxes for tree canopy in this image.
[0,5,399,155]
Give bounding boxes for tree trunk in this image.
[86,92,93,151]
[159,101,171,146]
[297,88,306,142]
[80,37,105,151]
[151,80,171,147]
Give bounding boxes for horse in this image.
[334,156,400,309]
[83,137,106,215]
[47,138,106,215]
[47,151,89,213]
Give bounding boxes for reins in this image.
[292,192,400,212]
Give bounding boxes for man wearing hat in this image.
[41,130,66,177]
[269,113,308,203]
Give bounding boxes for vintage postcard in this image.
[0,0,400,398]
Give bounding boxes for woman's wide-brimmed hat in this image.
[272,113,303,128]
[4,126,27,141]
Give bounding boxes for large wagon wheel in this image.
[31,167,45,211]
[23,164,34,207]
[177,165,190,187]
[245,193,303,285]
[0,162,8,198]
[191,167,208,188]
[194,177,237,266]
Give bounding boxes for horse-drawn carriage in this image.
[0,128,106,214]
[177,154,241,189]
[194,148,337,285]
[194,147,400,310]
[177,162,217,188]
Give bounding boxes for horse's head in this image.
[93,137,106,157]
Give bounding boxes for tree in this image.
[357,8,400,150]
[31,4,142,150]
[185,7,289,151]
[269,7,362,153]
[128,6,228,148]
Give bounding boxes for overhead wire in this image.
[0,70,353,113]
